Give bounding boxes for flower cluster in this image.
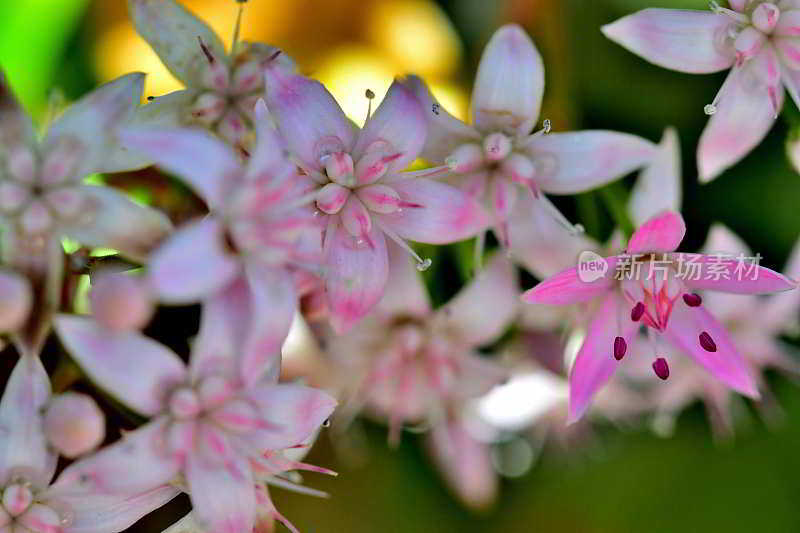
[0,0,798,531]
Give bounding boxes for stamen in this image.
[537,194,585,235]
[699,331,717,352]
[652,357,670,380]
[375,219,431,271]
[768,86,780,118]
[709,1,750,24]
[613,336,627,360]
[705,65,740,115]
[473,230,486,272]
[232,0,248,53]
[267,476,330,499]
[198,36,215,64]
[364,89,375,125]
[631,302,645,322]
[682,293,702,307]
[530,118,552,139]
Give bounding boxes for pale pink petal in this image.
[53,485,179,533]
[697,225,755,320]
[263,69,356,171]
[246,100,291,181]
[191,275,249,381]
[54,315,187,416]
[324,219,389,333]
[185,451,255,533]
[522,257,619,305]
[0,356,53,488]
[526,131,656,194]
[46,73,146,176]
[629,127,682,226]
[698,51,781,182]
[508,193,600,278]
[240,264,297,387]
[676,253,796,294]
[246,383,337,450]
[663,302,759,398]
[148,217,241,304]
[377,178,489,244]
[128,0,226,87]
[759,235,800,329]
[601,9,735,73]
[63,185,172,262]
[377,241,431,318]
[627,210,686,254]
[54,418,179,497]
[568,293,635,422]
[119,127,240,208]
[437,253,517,346]
[427,421,496,511]
[353,80,426,172]
[402,75,481,163]
[0,69,36,148]
[471,24,545,136]
[781,54,800,109]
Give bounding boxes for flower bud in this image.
[2,483,32,516]
[483,133,512,161]
[190,92,227,126]
[89,272,154,331]
[19,201,53,235]
[445,143,483,173]
[752,3,780,34]
[0,270,32,332]
[43,392,105,458]
[6,146,36,184]
[0,181,30,214]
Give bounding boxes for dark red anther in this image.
[682,293,702,307]
[613,336,627,361]
[699,331,717,352]
[631,302,645,322]
[652,357,670,380]
[198,36,215,64]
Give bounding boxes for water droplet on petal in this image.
[416,258,432,272]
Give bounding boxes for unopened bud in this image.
[90,272,154,331]
[445,143,483,173]
[44,392,105,458]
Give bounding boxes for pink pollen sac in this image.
[631,302,645,322]
[652,357,670,380]
[613,336,627,360]
[699,331,717,352]
[682,293,702,307]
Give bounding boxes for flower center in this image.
[0,480,69,532]
[2,483,32,517]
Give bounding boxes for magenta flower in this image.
[603,1,800,181]
[0,70,171,354]
[121,101,317,383]
[263,70,490,333]
[0,355,177,532]
[522,210,796,422]
[404,24,656,271]
[127,0,295,155]
[54,314,336,533]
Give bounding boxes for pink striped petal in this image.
[263,69,356,171]
[119,127,240,208]
[698,51,781,182]
[324,219,389,333]
[437,253,518,346]
[527,131,656,194]
[629,127,682,226]
[0,356,52,488]
[128,0,226,87]
[54,315,187,416]
[568,293,636,423]
[353,80,427,173]
[377,178,489,244]
[246,383,337,451]
[663,302,758,398]
[54,418,180,494]
[246,100,290,181]
[601,9,735,74]
[402,75,481,163]
[627,210,686,254]
[185,451,255,533]
[522,257,618,305]
[239,264,296,387]
[471,24,545,136]
[676,253,796,294]
[149,217,241,304]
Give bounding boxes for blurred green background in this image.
[5,0,800,531]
